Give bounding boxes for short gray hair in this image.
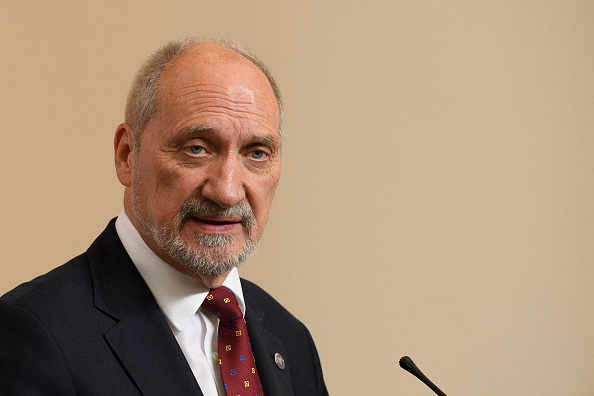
[125,38,283,148]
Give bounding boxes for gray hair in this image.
[125,37,283,149]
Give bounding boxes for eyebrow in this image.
[250,135,278,148]
[177,125,280,148]
[178,125,216,138]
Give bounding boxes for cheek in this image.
[153,158,181,189]
[152,154,204,196]
[135,160,190,218]
[153,168,197,216]
[265,166,281,202]
[251,172,280,223]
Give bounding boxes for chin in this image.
[169,238,257,278]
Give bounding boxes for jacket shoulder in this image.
[0,253,91,308]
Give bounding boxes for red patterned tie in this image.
[202,287,264,396]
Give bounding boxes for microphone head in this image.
[400,355,447,396]
[399,355,416,372]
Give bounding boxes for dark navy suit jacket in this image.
[0,219,328,395]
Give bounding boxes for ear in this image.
[114,123,135,187]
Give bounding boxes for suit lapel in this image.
[87,220,203,396]
[104,293,202,396]
[245,296,295,396]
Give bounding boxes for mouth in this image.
[176,199,255,238]
[188,216,243,233]
[198,218,240,226]
[192,215,242,224]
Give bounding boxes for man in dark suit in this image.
[0,38,328,395]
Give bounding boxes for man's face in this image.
[125,44,281,280]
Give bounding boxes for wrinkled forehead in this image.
[158,43,277,112]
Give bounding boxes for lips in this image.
[177,199,256,238]
[193,216,241,225]
[189,216,242,233]
[198,219,239,226]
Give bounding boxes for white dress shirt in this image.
[115,209,246,396]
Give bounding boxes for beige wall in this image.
[2,1,593,394]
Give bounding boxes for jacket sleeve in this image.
[0,301,77,395]
[305,324,329,396]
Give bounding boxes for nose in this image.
[200,155,246,208]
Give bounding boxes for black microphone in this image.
[399,356,447,396]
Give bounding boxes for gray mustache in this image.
[178,199,255,230]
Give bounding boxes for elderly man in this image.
[0,38,328,396]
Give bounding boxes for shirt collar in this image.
[114,209,246,332]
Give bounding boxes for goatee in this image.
[135,197,258,277]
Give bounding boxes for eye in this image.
[250,149,266,160]
[187,145,205,155]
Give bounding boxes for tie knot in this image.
[202,287,243,326]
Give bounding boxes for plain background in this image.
[1,1,593,394]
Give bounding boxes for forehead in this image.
[155,43,279,128]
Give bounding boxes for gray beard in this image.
[136,198,258,277]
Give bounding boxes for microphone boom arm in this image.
[399,356,447,396]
